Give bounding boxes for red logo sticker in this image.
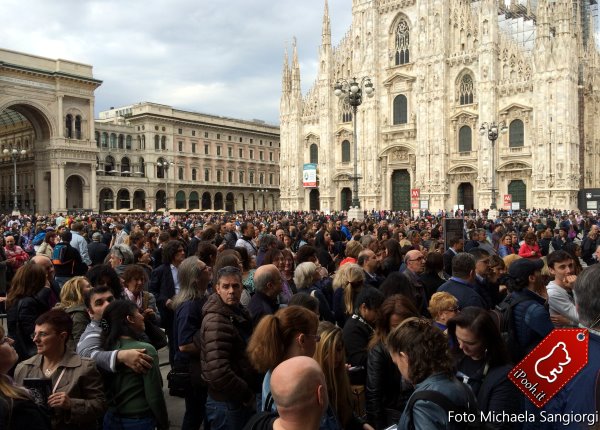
[509,329,588,408]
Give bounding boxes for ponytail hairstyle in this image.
[247,306,318,373]
[101,300,143,350]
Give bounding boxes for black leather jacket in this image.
[365,342,413,430]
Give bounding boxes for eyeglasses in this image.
[31,331,53,340]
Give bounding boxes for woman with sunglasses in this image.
[447,307,521,429]
[427,292,459,336]
[247,305,319,412]
[14,309,105,430]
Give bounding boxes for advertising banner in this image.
[303,163,317,188]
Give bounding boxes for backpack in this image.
[489,293,530,362]
[51,243,73,266]
[31,232,46,246]
[406,384,484,429]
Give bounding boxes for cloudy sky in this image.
[1,0,352,125]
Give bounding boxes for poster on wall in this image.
[303,163,317,188]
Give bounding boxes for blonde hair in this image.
[58,276,89,309]
[427,292,458,320]
[313,322,353,428]
[332,263,365,316]
[502,254,521,270]
[344,241,363,259]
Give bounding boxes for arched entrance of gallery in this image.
[65,175,84,210]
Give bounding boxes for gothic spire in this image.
[291,37,301,99]
[322,0,331,47]
[282,45,290,94]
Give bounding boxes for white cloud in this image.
[1,0,352,124]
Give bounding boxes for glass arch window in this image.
[509,119,524,148]
[65,114,73,138]
[393,94,408,125]
[75,115,82,139]
[459,75,474,105]
[458,126,472,152]
[341,140,351,163]
[310,144,318,164]
[395,19,410,65]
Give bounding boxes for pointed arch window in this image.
[509,119,524,148]
[341,140,351,163]
[393,94,408,125]
[340,99,352,123]
[458,126,472,153]
[310,144,319,164]
[395,19,410,65]
[459,74,474,105]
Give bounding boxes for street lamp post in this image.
[156,160,174,211]
[334,76,375,209]
[479,121,507,210]
[3,147,27,216]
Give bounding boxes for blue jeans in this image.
[182,383,208,430]
[205,394,254,430]
[103,411,155,430]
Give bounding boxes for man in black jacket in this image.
[87,232,109,266]
[148,239,186,364]
[443,237,463,277]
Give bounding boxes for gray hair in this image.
[293,262,317,290]
[110,244,134,265]
[254,265,281,293]
[574,265,600,328]
[451,252,476,278]
[216,266,242,284]
[172,256,208,309]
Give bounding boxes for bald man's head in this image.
[271,356,327,413]
[253,264,282,297]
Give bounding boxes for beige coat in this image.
[36,241,53,258]
[14,349,106,429]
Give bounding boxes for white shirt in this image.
[170,264,180,295]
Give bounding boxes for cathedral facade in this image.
[279,0,600,212]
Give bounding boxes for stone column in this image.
[57,96,64,138]
[90,163,97,211]
[58,162,66,211]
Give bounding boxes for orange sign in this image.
[411,189,420,199]
[504,194,512,209]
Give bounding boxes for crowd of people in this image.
[0,208,598,429]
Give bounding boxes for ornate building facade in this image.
[280,0,600,211]
[96,103,280,212]
[0,49,280,213]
